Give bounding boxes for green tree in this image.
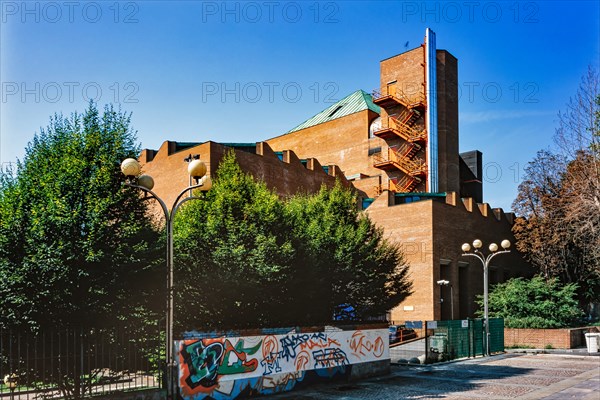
[286,184,412,325]
[477,276,582,328]
[173,151,412,332]
[173,151,294,331]
[512,68,600,308]
[0,103,162,330]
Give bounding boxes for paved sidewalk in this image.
[269,353,600,399]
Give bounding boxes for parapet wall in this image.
[138,140,350,206]
[367,189,515,225]
[443,192,516,225]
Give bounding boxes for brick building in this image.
[140,29,531,323]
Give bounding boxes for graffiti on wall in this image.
[181,338,262,389]
[177,329,388,399]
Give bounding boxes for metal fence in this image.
[0,326,162,399]
[390,318,504,364]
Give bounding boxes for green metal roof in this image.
[287,90,380,134]
[174,142,201,152]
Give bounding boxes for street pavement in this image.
[268,352,600,399]
[390,338,426,362]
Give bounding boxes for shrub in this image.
[476,276,582,328]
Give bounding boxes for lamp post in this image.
[121,157,210,400]
[183,154,200,197]
[460,239,511,356]
[4,374,17,400]
[436,280,453,320]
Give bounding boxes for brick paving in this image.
[268,353,600,399]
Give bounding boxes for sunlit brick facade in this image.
[140,32,531,323]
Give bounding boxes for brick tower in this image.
[371,28,459,194]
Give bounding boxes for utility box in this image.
[584,333,600,353]
[429,333,448,353]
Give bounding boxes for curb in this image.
[391,352,510,367]
[505,348,600,357]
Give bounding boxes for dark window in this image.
[327,105,344,118]
[362,198,374,210]
[368,147,382,156]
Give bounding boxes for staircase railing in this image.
[372,87,425,108]
[388,116,427,142]
[374,147,427,177]
[390,175,421,192]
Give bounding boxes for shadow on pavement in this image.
[268,354,541,399]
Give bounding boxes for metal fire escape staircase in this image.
[373,144,426,192]
[372,87,426,110]
[371,86,428,193]
[388,111,427,142]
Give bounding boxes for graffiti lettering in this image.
[279,332,340,361]
[260,352,282,375]
[260,371,304,393]
[181,341,224,389]
[219,339,261,375]
[349,330,385,358]
[313,348,349,368]
[374,337,385,358]
[260,335,282,375]
[295,350,310,371]
[181,338,262,390]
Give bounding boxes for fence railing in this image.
[0,326,162,399]
[389,318,505,364]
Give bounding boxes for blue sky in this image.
[1,0,598,211]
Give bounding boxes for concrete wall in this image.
[175,327,389,399]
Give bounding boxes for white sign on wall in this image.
[427,321,437,329]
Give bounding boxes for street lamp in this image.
[436,280,453,320]
[121,157,210,399]
[461,239,511,356]
[4,374,17,400]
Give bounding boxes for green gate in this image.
[489,318,505,353]
[470,318,484,357]
[425,318,504,362]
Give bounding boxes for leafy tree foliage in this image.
[477,276,582,328]
[286,185,412,325]
[173,152,294,331]
[512,68,600,307]
[173,152,412,332]
[0,103,162,330]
